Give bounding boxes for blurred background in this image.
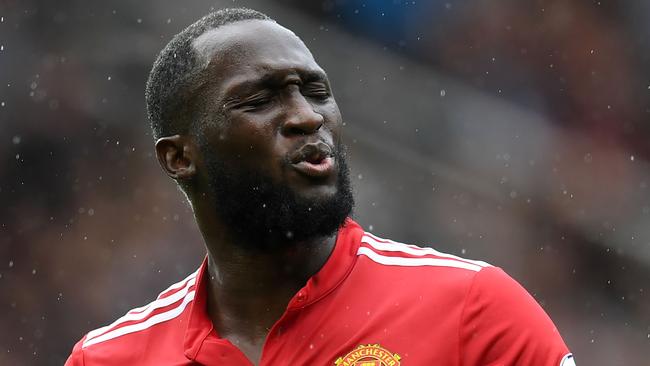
[2,0,649,364]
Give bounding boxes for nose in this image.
[281,94,324,136]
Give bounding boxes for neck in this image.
[195,209,337,345]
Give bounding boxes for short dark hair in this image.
[145,8,273,140]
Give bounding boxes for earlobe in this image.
[155,135,197,180]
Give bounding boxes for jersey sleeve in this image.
[64,338,86,366]
[459,266,574,366]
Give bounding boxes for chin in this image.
[201,142,354,247]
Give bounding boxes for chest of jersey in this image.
[188,258,473,366]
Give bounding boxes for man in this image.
[66,8,575,366]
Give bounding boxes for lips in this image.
[290,142,336,178]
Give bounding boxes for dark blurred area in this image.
[1,0,649,364]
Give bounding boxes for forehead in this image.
[192,20,323,89]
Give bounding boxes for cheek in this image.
[322,103,343,134]
[215,116,277,156]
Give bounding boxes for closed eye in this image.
[302,83,331,100]
[236,92,273,111]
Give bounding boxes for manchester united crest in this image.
[334,344,401,366]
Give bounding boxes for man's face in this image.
[190,20,353,246]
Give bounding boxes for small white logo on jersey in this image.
[560,353,576,366]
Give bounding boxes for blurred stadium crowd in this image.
[2,0,649,364]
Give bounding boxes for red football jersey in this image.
[66,219,575,365]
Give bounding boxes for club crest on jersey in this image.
[334,344,401,366]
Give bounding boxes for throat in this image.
[203,234,337,362]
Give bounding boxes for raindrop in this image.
[31,269,37,275]
[440,89,446,97]
[8,260,14,268]
[136,18,142,23]
[630,155,635,161]
[107,76,112,81]
[12,135,21,144]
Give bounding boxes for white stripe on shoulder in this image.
[357,247,484,271]
[84,269,198,344]
[129,269,198,314]
[83,290,195,348]
[362,232,491,268]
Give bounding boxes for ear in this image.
[155,135,198,180]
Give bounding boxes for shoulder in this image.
[352,230,494,305]
[357,230,491,274]
[354,231,572,365]
[65,269,199,365]
[456,255,572,365]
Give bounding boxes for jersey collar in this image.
[286,218,363,309]
[182,218,364,361]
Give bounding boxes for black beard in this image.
[199,144,354,250]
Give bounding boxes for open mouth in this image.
[290,142,336,178]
